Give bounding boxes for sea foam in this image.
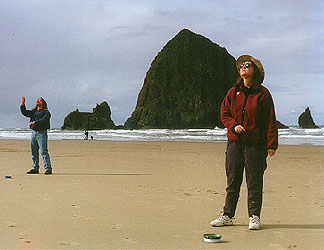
[0,127,323,145]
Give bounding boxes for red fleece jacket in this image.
[221,83,278,150]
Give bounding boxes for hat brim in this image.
[236,55,265,83]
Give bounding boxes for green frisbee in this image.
[203,233,222,243]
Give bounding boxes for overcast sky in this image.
[1,0,323,128]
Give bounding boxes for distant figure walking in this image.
[20,96,52,175]
[210,55,278,230]
[84,130,89,140]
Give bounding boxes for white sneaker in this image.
[210,214,233,227]
[249,215,261,230]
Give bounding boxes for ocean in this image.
[0,127,324,146]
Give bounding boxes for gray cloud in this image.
[1,0,323,128]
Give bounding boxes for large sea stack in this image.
[298,107,319,128]
[124,29,237,129]
[61,101,116,130]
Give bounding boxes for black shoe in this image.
[27,169,39,174]
[44,170,52,175]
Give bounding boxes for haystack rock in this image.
[124,29,238,129]
[61,101,116,130]
[298,107,319,128]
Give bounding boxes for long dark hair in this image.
[40,97,48,109]
[234,62,263,90]
[32,97,48,111]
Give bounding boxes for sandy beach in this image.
[0,139,323,250]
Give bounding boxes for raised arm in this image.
[20,96,33,118]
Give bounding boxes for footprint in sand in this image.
[8,223,18,228]
[72,213,92,220]
[73,213,85,218]
[123,237,139,244]
[18,232,28,240]
[60,241,81,246]
[60,241,70,246]
[207,190,219,195]
[164,205,177,210]
[273,230,284,235]
[269,243,286,250]
[111,224,124,229]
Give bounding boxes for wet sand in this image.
[0,140,323,250]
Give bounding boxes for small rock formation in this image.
[298,107,319,128]
[61,101,116,130]
[124,29,238,129]
[277,120,289,129]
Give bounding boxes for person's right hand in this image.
[22,96,25,105]
[234,125,246,134]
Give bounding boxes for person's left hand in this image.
[29,122,35,126]
[267,149,276,157]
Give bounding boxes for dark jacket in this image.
[221,83,278,150]
[20,105,51,131]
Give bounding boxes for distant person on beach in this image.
[20,96,52,175]
[84,130,89,140]
[210,55,278,230]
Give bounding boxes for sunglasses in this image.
[239,62,253,69]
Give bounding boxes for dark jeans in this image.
[223,140,267,218]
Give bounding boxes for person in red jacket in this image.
[210,55,278,230]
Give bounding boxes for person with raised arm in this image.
[20,96,52,175]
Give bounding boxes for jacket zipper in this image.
[241,93,249,126]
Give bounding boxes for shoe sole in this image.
[211,222,233,227]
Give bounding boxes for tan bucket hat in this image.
[236,55,265,83]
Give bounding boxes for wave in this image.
[0,127,323,146]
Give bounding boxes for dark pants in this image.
[223,140,267,218]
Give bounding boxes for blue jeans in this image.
[31,131,52,171]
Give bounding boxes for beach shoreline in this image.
[1,127,324,145]
[0,140,323,249]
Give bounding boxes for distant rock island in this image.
[298,107,319,128]
[277,120,289,129]
[61,101,115,130]
[124,29,238,129]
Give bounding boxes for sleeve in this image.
[262,91,278,150]
[20,105,33,118]
[221,89,240,132]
